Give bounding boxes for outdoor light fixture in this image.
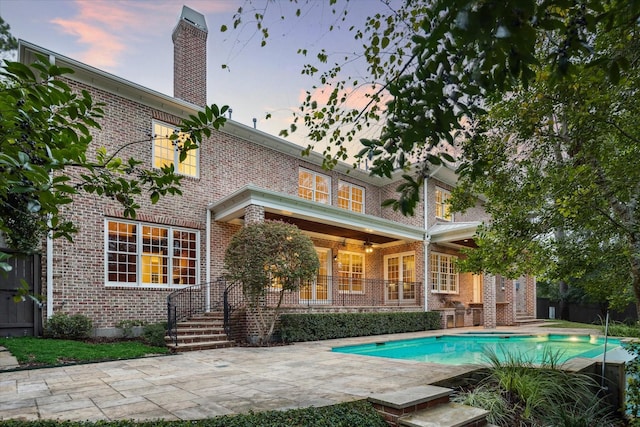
[364,240,374,254]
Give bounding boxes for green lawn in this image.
[0,336,169,367]
[539,319,602,329]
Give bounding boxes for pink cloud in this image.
[300,83,388,112]
[50,18,125,68]
[49,0,237,70]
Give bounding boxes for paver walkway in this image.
[0,325,596,422]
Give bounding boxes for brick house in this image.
[11,6,536,339]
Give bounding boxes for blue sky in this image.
[1,0,390,153]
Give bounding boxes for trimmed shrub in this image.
[142,322,168,347]
[279,311,441,342]
[116,319,146,338]
[43,313,93,340]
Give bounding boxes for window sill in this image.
[105,284,192,290]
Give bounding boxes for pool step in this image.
[399,402,488,427]
[369,385,489,427]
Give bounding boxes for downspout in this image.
[423,165,442,312]
[46,227,53,318]
[423,175,429,312]
[205,207,211,312]
[45,53,56,319]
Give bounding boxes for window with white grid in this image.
[298,169,330,204]
[338,181,364,213]
[430,252,458,293]
[435,187,452,221]
[106,219,199,287]
[337,251,364,293]
[152,120,198,177]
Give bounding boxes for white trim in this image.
[383,251,416,303]
[104,218,201,288]
[152,120,200,179]
[429,251,459,294]
[429,222,481,243]
[337,180,365,213]
[208,185,425,242]
[435,187,453,221]
[336,250,365,294]
[300,247,332,303]
[298,168,331,205]
[18,40,461,188]
[205,208,211,311]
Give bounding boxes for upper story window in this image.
[338,181,364,213]
[435,187,452,221]
[105,219,199,287]
[298,169,330,204]
[430,252,458,294]
[152,120,198,178]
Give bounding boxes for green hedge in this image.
[0,400,386,427]
[280,311,441,342]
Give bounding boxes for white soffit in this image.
[208,185,426,242]
[429,222,480,243]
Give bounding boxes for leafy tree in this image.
[224,0,639,215]
[224,221,319,345]
[451,23,640,316]
[225,1,640,315]
[0,55,227,275]
[0,16,17,55]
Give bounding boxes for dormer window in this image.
[435,187,452,221]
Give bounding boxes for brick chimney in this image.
[172,5,207,107]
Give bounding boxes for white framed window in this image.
[105,219,199,287]
[430,252,458,294]
[338,181,364,213]
[435,187,452,221]
[300,248,332,303]
[337,251,364,293]
[152,120,199,178]
[298,168,330,204]
[384,251,416,301]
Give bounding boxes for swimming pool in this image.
[332,334,621,365]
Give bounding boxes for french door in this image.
[385,252,416,303]
[300,248,331,303]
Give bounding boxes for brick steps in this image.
[166,340,235,352]
[165,311,234,352]
[369,385,489,427]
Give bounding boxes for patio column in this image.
[483,274,497,329]
[244,204,265,225]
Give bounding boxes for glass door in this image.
[300,248,331,304]
[385,252,416,303]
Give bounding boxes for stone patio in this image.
[0,325,598,421]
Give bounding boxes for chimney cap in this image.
[178,5,208,32]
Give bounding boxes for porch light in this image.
[364,240,374,254]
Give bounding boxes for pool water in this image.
[332,334,621,365]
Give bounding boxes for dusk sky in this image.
[1,0,391,155]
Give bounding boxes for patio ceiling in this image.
[208,185,425,245]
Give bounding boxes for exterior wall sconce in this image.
[364,240,374,253]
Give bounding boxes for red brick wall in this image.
[45,76,432,331]
[172,19,207,107]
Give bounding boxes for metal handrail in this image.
[167,275,421,345]
[166,282,211,346]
